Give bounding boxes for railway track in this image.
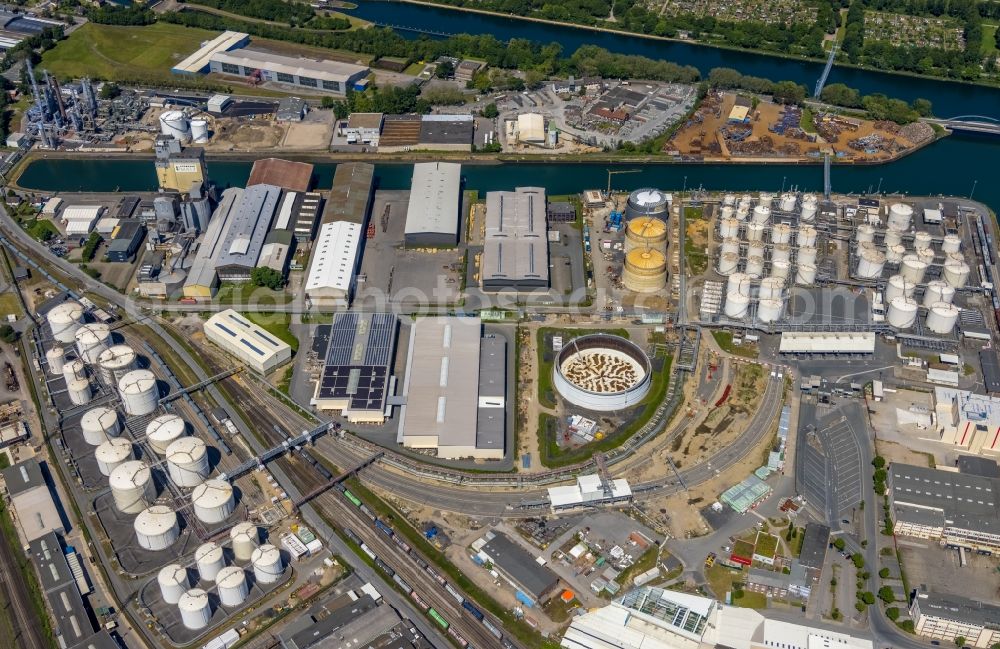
[0,515,47,649]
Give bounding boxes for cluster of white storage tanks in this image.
[882,274,961,333]
[118,369,159,417]
[147,414,187,454]
[81,406,121,445]
[191,479,236,524]
[47,301,85,343]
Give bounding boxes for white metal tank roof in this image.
[147,414,186,453]
[98,345,136,369]
[195,541,224,566]
[109,460,151,490]
[95,438,132,467]
[75,323,111,347]
[134,505,178,537]
[81,406,120,444]
[119,369,157,394]
[192,479,233,508]
[631,189,664,206]
[177,588,210,613]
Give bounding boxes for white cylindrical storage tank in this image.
[913,231,933,251]
[159,110,191,143]
[718,252,739,276]
[770,259,791,280]
[215,566,248,608]
[81,406,120,445]
[46,348,65,376]
[67,379,92,406]
[745,256,764,278]
[723,194,736,207]
[727,272,753,297]
[942,234,962,254]
[195,542,225,583]
[230,522,260,562]
[887,203,913,231]
[758,192,774,208]
[109,461,154,514]
[719,217,740,240]
[166,437,210,488]
[720,238,740,256]
[622,249,667,293]
[779,193,796,212]
[923,281,955,306]
[943,261,971,288]
[738,194,752,211]
[900,255,928,284]
[945,252,965,265]
[759,277,784,300]
[885,275,914,302]
[747,240,765,259]
[624,189,668,221]
[251,544,283,585]
[178,589,211,631]
[757,298,783,323]
[735,204,749,221]
[746,221,766,242]
[797,226,817,248]
[887,297,918,329]
[752,205,771,225]
[47,301,85,343]
[192,479,235,524]
[118,369,158,417]
[720,205,735,221]
[724,293,750,319]
[916,247,935,266]
[158,564,189,605]
[771,243,791,264]
[856,249,886,279]
[190,119,209,144]
[134,505,179,551]
[63,358,86,384]
[885,244,906,264]
[97,345,137,385]
[797,246,818,267]
[800,201,817,222]
[856,224,875,244]
[95,438,132,477]
[74,324,112,365]
[795,264,817,285]
[884,229,903,248]
[771,223,792,245]
[926,302,960,335]
[147,414,187,455]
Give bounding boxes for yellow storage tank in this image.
[623,248,667,293]
[625,216,668,253]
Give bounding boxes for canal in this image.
[344,0,1000,120]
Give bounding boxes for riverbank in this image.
[388,0,1000,93]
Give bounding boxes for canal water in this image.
[344,0,1000,119]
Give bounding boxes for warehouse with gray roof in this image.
[209,48,368,95]
[1,458,65,543]
[482,186,549,291]
[183,187,243,298]
[323,162,374,227]
[479,532,561,604]
[215,183,282,282]
[403,162,461,246]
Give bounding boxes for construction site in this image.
[664,91,935,163]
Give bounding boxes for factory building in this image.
[214,183,282,282]
[909,591,1000,647]
[934,386,1000,455]
[887,462,1000,554]
[154,137,206,193]
[562,587,873,649]
[322,162,374,227]
[481,186,549,292]
[287,192,323,243]
[516,113,546,143]
[397,317,505,460]
[378,115,474,152]
[62,205,104,237]
[0,458,65,543]
[172,30,250,74]
[183,187,243,298]
[477,335,507,456]
[258,229,295,274]
[203,309,292,374]
[209,48,369,95]
[304,221,363,307]
[246,157,314,193]
[180,182,213,234]
[404,162,461,246]
[778,332,876,356]
[343,112,383,145]
[312,312,398,423]
[477,532,562,605]
[105,220,145,262]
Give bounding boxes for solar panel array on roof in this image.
[317,313,398,413]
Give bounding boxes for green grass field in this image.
[983,24,999,56]
[41,22,217,81]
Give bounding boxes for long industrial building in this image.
[323,162,374,227]
[909,591,1000,647]
[312,312,399,423]
[404,162,462,246]
[397,317,505,459]
[209,48,369,95]
[183,187,243,298]
[1,458,65,543]
[481,186,550,291]
[203,309,292,374]
[304,221,363,307]
[887,461,1000,554]
[172,30,250,74]
[215,183,282,282]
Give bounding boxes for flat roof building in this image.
[909,591,1000,647]
[215,183,282,282]
[482,186,549,292]
[311,313,398,423]
[548,474,632,511]
[323,163,374,227]
[344,112,384,145]
[259,229,295,274]
[934,386,1000,455]
[304,221,363,307]
[172,30,250,74]
[203,309,292,374]
[404,162,461,246]
[797,522,830,571]
[209,48,368,95]
[106,220,145,263]
[417,115,474,151]
[778,331,876,355]
[28,531,74,593]
[888,462,1000,554]
[479,532,561,604]
[398,317,503,459]
[1,458,64,543]
[247,158,314,192]
[477,335,506,456]
[517,113,545,143]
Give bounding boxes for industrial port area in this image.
[4,126,1000,649]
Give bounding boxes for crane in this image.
[606,168,641,196]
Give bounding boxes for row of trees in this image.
[820,82,933,123]
[182,0,315,27]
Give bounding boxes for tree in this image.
[955,638,966,648]
[860,591,875,605]
[885,607,900,621]
[99,83,121,100]
[320,96,335,109]
[872,456,886,469]
[0,324,17,344]
[482,102,499,119]
[834,538,846,551]
[878,586,895,603]
[435,60,454,78]
[852,553,865,569]
[251,267,284,290]
[911,98,933,117]
[878,567,890,579]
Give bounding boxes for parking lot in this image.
[795,401,865,523]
